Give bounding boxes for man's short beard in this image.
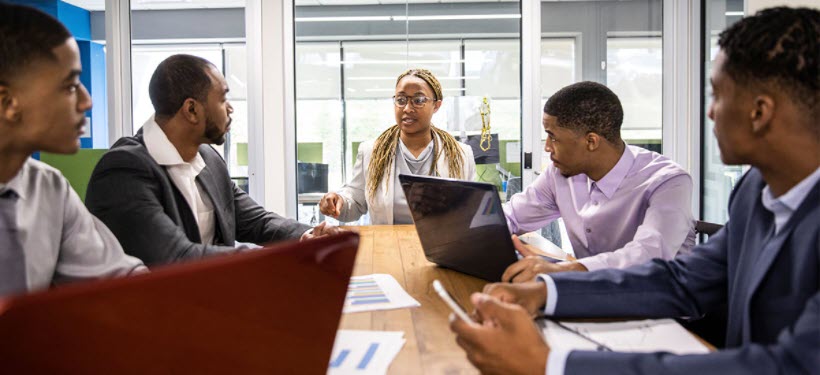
[204,115,227,145]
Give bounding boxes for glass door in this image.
[701,0,745,224]
[530,0,664,248]
[536,0,664,174]
[128,1,249,186]
[293,0,523,225]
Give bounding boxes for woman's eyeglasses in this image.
[393,95,437,108]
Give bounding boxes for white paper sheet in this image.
[328,330,406,375]
[343,274,421,314]
[518,231,569,260]
[541,318,710,355]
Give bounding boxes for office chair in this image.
[679,219,727,349]
[695,220,724,237]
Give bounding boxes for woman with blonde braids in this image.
[319,69,476,224]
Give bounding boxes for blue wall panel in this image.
[57,1,90,40]
[87,42,108,148]
[77,40,107,149]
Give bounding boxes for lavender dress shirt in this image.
[504,145,696,271]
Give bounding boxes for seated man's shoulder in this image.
[198,144,228,165]
[108,135,149,155]
[630,146,691,184]
[728,168,766,202]
[96,136,155,172]
[21,158,70,193]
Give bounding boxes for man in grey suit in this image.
[86,54,340,266]
[450,7,819,375]
[0,3,145,298]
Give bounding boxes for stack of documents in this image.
[540,318,710,354]
[343,274,420,314]
[328,330,405,375]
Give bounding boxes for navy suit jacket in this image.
[86,132,310,266]
[549,168,819,374]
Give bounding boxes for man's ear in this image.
[585,132,601,152]
[0,84,21,123]
[750,94,774,134]
[181,98,200,123]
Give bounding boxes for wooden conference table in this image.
[339,225,484,374]
[338,225,715,374]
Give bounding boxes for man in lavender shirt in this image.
[450,8,818,374]
[502,82,695,282]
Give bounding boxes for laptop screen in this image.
[399,174,518,281]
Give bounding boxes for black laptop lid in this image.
[399,174,519,281]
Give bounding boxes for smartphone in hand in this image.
[433,280,475,324]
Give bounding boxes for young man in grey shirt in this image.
[0,3,145,298]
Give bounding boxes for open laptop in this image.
[399,174,523,281]
[0,232,359,374]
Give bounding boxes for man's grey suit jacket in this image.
[86,132,311,266]
[548,168,818,374]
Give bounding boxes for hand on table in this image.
[482,280,548,317]
[502,235,587,283]
[300,221,349,241]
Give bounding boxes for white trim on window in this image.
[662,0,702,215]
[246,0,297,216]
[283,0,298,218]
[106,0,133,144]
[522,0,542,186]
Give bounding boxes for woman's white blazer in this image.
[335,134,476,225]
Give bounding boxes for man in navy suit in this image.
[450,7,819,374]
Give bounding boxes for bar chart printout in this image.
[328,330,405,375]
[343,274,420,314]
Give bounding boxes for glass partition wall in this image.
[294,0,666,226]
[294,1,524,225]
[65,0,671,228]
[701,0,745,225]
[58,0,698,228]
[539,0,664,158]
[127,2,249,186]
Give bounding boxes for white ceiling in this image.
[63,0,246,11]
[64,0,516,11]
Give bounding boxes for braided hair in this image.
[366,69,466,199]
[718,7,819,125]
